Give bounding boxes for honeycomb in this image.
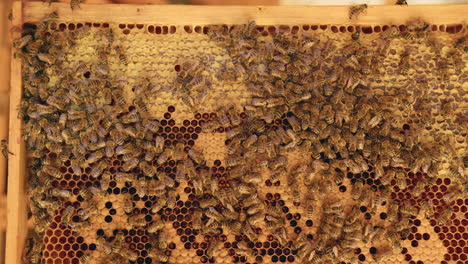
[17,12,467,264]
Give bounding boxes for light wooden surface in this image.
[0,1,13,264]
[22,2,468,25]
[6,2,26,264]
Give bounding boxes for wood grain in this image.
[6,1,27,264]
[22,2,468,25]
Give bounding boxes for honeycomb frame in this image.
[7,2,468,264]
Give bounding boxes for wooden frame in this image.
[20,2,468,25]
[7,2,25,264]
[7,1,468,264]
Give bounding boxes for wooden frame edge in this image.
[23,2,468,25]
[6,1,26,264]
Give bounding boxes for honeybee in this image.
[1,139,13,158]
[148,218,166,233]
[187,147,204,164]
[148,248,168,262]
[351,28,361,41]
[49,188,71,198]
[138,161,155,177]
[437,207,453,225]
[411,178,427,197]
[291,189,302,205]
[79,253,90,264]
[399,205,419,217]
[156,147,173,165]
[13,34,33,49]
[156,229,169,250]
[286,115,301,132]
[90,160,108,178]
[395,171,407,190]
[442,186,463,203]
[148,194,167,213]
[128,215,147,227]
[86,149,105,164]
[349,4,368,19]
[114,172,134,183]
[343,220,362,235]
[418,199,435,219]
[61,206,75,227]
[119,248,138,262]
[43,165,62,179]
[386,201,399,222]
[372,247,393,262]
[122,157,139,171]
[234,245,256,258]
[302,200,316,221]
[77,203,98,221]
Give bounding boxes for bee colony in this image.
[8,2,467,264]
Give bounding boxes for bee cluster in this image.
[14,8,467,264]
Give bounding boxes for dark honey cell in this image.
[272,255,279,262]
[339,185,347,192]
[379,212,388,220]
[275,248,283,255]
[266,193,273,200]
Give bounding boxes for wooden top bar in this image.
[22,2,468,25]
